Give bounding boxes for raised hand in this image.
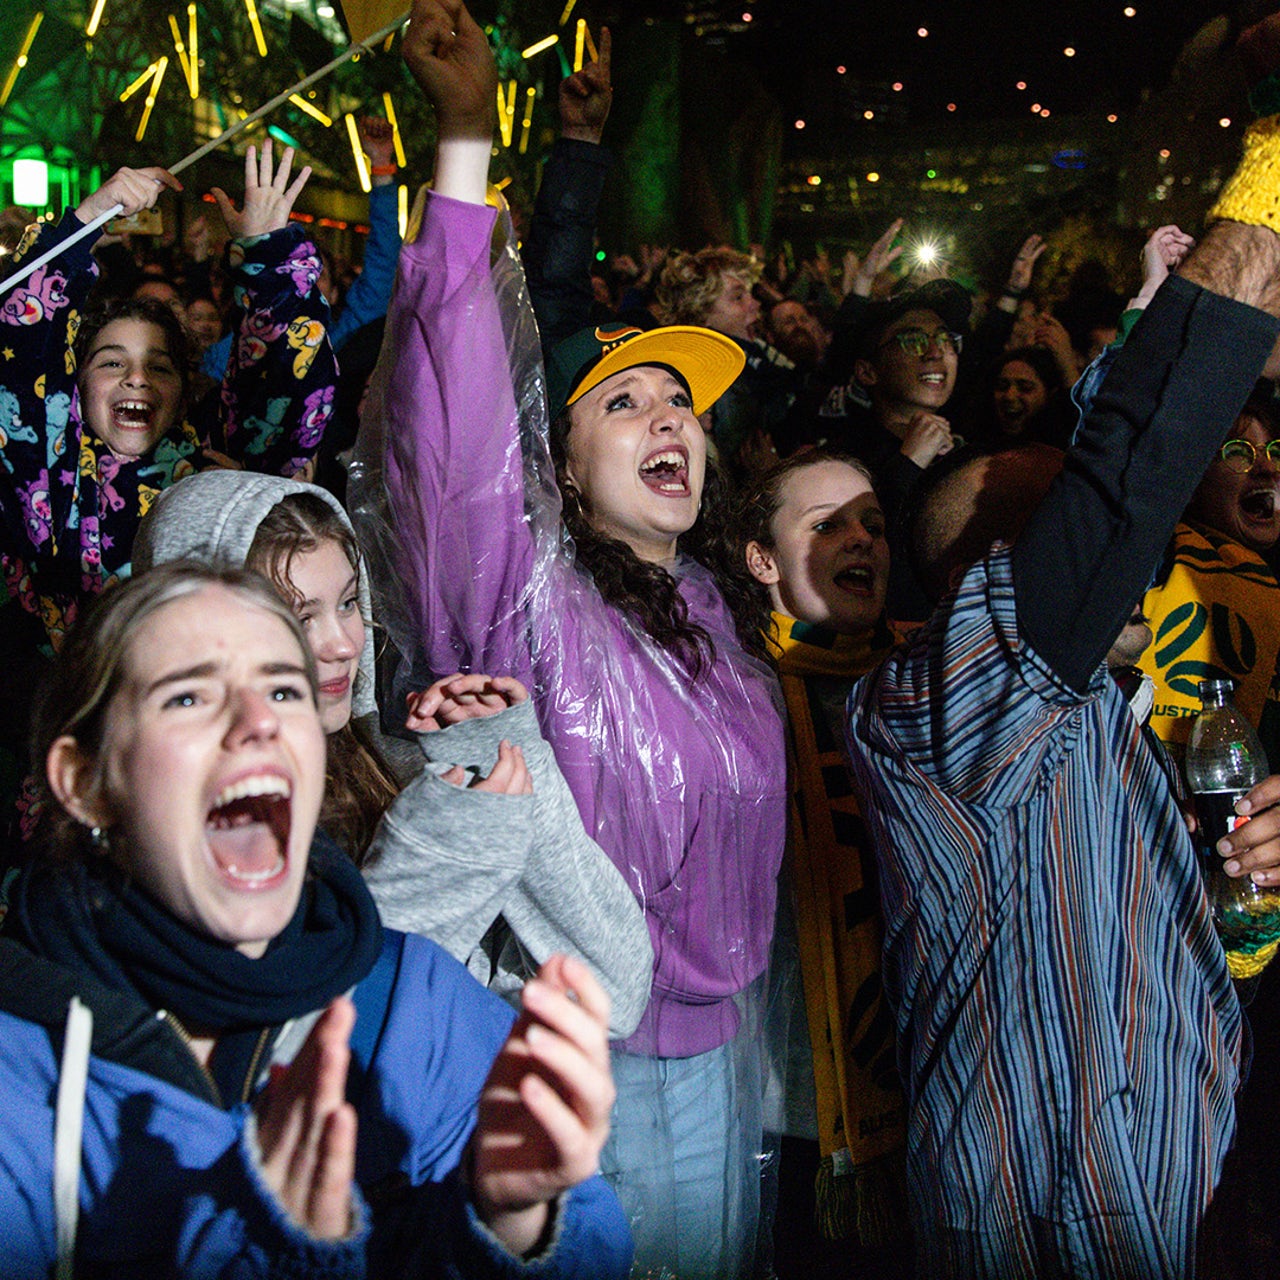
[850,217,905,298]
[1026,311,1080,385]
[468,954,615,1256]
[75,165,182,226]
[1138,225,1196,300]
[559,26,612,144]
[405,672,529,731]
[1006,233,1046,295]
[639,243,668,280]
[211,138,311,240]
[358,115,397,181]
[184,213,213,263]
[255,996,358,1240]
[402,0,497,140]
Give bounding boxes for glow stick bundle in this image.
[0,10,409,297]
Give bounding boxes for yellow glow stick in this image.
[136,55,169,142]
[583,24,597,62]
[346,113,372,192]
[244,0,268,58]
[521,34,558,59]
[169,14,192,87]
[86,0,107,38]
[558,0,577,24]
[1,13,44,108]
[290,93,332,125]
[397,183,407,237]
[382,91,407,167]
[519,86,536,154]
[188,3,199,98]
[498,80,516,147]
[120,60,159,103]
[574,19,585,72]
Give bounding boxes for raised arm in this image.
[1013,214,1280,690]
[212,139,337,477]
[358,0,550,681]
[0,166,179,582]
[328,118,404,351]
[522,28,614,353]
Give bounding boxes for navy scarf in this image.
[8,830,382,1039]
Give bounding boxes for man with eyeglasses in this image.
[826,278,973,621]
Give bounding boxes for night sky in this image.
[700,0,1244,127]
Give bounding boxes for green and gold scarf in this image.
[766,612,908,1245]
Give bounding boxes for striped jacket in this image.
[846,545,1241,1279]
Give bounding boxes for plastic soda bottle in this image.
[1185,678,1280,972]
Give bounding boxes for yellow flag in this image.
[337,0,406,45]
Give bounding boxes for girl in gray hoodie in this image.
[134,468,651,1037]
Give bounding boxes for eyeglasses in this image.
[1218,438,1280,472]
[878,327,963,358]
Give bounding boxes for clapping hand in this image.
[405,672,529,730]
[255,997,357,1241]
[407,673,533,796]
[468,954,615,1256]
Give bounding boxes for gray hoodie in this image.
[134,470,652,1036]
[134,470,379,719]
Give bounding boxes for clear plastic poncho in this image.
[348,186,789,1279]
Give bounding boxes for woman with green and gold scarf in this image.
[739,450,911,1278]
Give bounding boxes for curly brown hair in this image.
[654,248,762,328]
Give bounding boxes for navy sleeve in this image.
[523,139,613,356]
[1013,276,1280,692]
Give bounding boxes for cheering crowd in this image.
[4,1,1280,1277]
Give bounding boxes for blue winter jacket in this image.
[0,929,632,1278]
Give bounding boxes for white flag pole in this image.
[0,10,410,296]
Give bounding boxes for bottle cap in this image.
[1198,678,1236,701]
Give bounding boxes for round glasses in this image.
[878,327,963,358]
[1218,438,1280,473]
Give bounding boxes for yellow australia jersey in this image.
[1141,522,1280,760]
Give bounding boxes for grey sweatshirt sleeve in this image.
[362,763,535,967]
[417,701,655,1039]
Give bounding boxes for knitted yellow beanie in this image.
[1209,116,1280,230]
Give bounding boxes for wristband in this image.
[369,163,397,177]
[1001,284,1028,299]
[1208,116,1280,230]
